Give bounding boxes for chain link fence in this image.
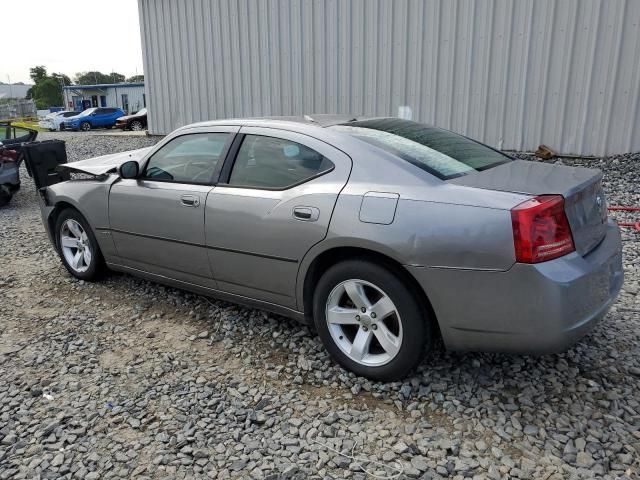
[0,99,37,120]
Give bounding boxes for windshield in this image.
[330,118,511,179]
[79,108,96,116]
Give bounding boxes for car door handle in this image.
[293,206,319,221]
[181,195,200,207]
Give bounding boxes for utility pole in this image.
[7,75,13,99]
[59,75,65,108]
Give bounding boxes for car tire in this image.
[48,128,55,132]
[80,122,91,131]
[313,260,432,381]
[0,185,12,207]
[55,208,105,281]
[130,120,144,131]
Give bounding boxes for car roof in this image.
[183,114,386,130]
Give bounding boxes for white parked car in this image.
[38,111,80,131]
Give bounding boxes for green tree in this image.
[32,77,63,109]
[74,71,125,85]
[51,73,71,87]
[26,65,66,108]
[126,74,144,83]
[29,66,48,83]
[108,72,126,83]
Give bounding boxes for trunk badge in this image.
[596,195,604,217]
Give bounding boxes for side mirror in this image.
[118,160,139,179]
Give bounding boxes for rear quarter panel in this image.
[294,143,529,310]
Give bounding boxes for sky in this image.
[1,0,143,84]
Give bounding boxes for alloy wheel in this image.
[60,219,92,273]
[325,279,403,367]
[130,121,143,131]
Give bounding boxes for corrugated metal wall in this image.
[138,0,640,156]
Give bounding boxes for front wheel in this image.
[55,209,105,281]
[130,120,144,131]
[80,121,91,131]
[0,185,13,207]
[313,260,432,381]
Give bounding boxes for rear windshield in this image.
[329,118,511,179]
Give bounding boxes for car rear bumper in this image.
[408,219,624,354]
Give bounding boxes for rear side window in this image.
[142,133,230,184]
[330,118,511,179]
[228,135,333,189]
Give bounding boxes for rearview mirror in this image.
[118,160,139,179]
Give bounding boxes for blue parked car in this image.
[63,107,126,132]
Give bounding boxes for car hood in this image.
[60,146,154,175]
[116,113,143,121]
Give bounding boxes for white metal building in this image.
[138,0,640,156]
[0,83,32,100]
[63,83,146,115]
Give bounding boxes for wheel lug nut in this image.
[372,324,378,330]
[355,315,360,321]
[362,326,368,332]
[371,312,377,319]
[361,307,366,313]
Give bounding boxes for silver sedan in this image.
[34,116,624,380]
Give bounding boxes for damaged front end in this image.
[23,142,154,248]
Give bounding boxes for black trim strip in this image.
[107,228,298,263]
[207,244,298,263]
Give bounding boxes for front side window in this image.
[142,133,230,184]
[330,118,511,179]
[228,135,333,189]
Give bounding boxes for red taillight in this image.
[511,195,575,263]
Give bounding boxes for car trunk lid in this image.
[449,159,607,256]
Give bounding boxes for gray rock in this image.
[51,453,64,467]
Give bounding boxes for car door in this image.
[107,109,122,127]
[97,108,112,127]
[108,126,238,287]
[205,127,352,309]
[87,108,102,127]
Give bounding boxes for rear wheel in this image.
[80,121,91,131]
[55,209,105,281]
[313,260,432,381]
[130,120,144,131]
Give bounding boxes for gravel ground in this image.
[0,131,638,480]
